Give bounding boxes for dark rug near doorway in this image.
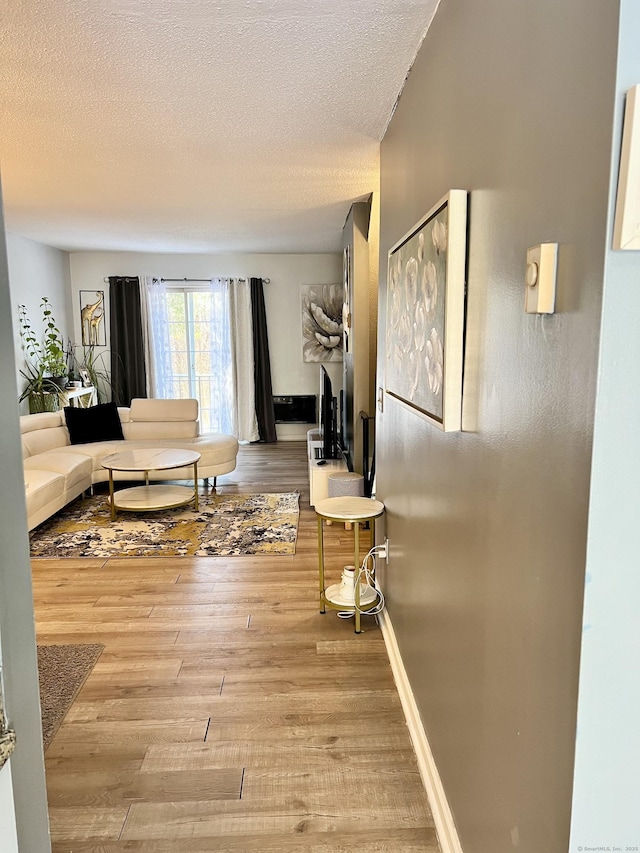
[37,643,104,750]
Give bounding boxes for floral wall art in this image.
[301,283,344,362]
[385,190,467,431]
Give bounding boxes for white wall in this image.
[6,233,72,413]
[0,634,19,853]
[569,2,640,849]
[0,762,18,853]
[69,251,342,438]
[1,185,51,852]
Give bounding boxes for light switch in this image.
[525,243,557,314]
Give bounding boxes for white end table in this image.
[59,385,97,408]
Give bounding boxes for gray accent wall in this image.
[377,2,619,851]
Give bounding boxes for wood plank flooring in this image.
[32,442,438,852]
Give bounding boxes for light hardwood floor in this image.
[32,442,438,852]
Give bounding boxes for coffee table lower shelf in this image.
[101,448,201,521]
[112,484,197,513]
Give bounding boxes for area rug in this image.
[29,492,299,558]
[37,643,104,750]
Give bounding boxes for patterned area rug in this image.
[30,492,300,558]
[37,643,104,750]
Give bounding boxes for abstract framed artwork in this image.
[342,245,351,353]
[301,283,344,362]
[385,189,467,431]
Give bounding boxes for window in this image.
[144,277,258,442]
[163,288,233,434]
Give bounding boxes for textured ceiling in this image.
[0,0,439,253]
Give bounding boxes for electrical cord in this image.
[336,543,386,619]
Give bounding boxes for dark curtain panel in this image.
[109,276,147,407]
[250,277,277,442]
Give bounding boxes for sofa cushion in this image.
[57,441,128,471]
[20,411,64,433]
[64,402,125,445]
[124,398,198,439]
[190,434,239,466]
[129,398,198,422]
[22,424,70,459]
[122,420,199,440]
[21,411,68,459]
[23,451,93,491]
[24,469,65,516]
[102,435,238,466]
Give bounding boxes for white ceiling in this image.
[0,0,439,254]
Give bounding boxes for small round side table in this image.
[315,495,385,634]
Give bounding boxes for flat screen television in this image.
[318,365,339,460]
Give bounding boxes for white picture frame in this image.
[613,84,640,251]
[385,189,467,431]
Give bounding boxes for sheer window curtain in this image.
[141,276,258,442]
[141,277,171,399]
[229,279,259,442]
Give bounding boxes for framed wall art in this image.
[342,245,351,353]
[301,283,344,362]
[385,189,467,431]
[79,290,105,346]
[613,84,640,250]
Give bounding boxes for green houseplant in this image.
[74,343,113,403]
[18,299,68,413]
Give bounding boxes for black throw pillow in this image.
[64,401,124,445]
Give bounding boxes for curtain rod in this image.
[158,277,271,284]
[102,276,270,284]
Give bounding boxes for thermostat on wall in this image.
[525,243,558,314]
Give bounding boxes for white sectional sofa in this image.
[21,398,239,530]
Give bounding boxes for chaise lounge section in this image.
[21,398,239,530]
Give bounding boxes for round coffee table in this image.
[101,448,201,520]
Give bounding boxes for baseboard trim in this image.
[378,610,464,853]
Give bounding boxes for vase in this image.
[48,376,68,390]
[28,392,60,414]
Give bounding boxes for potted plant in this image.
[39,298,67,386]
[75,343,113,403]
[18,299,68,413]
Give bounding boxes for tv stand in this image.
[307,430,347,506]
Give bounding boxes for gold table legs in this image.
[317,513,377,634]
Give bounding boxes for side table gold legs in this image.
[318,515,326,614]
[315,497,384,635]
